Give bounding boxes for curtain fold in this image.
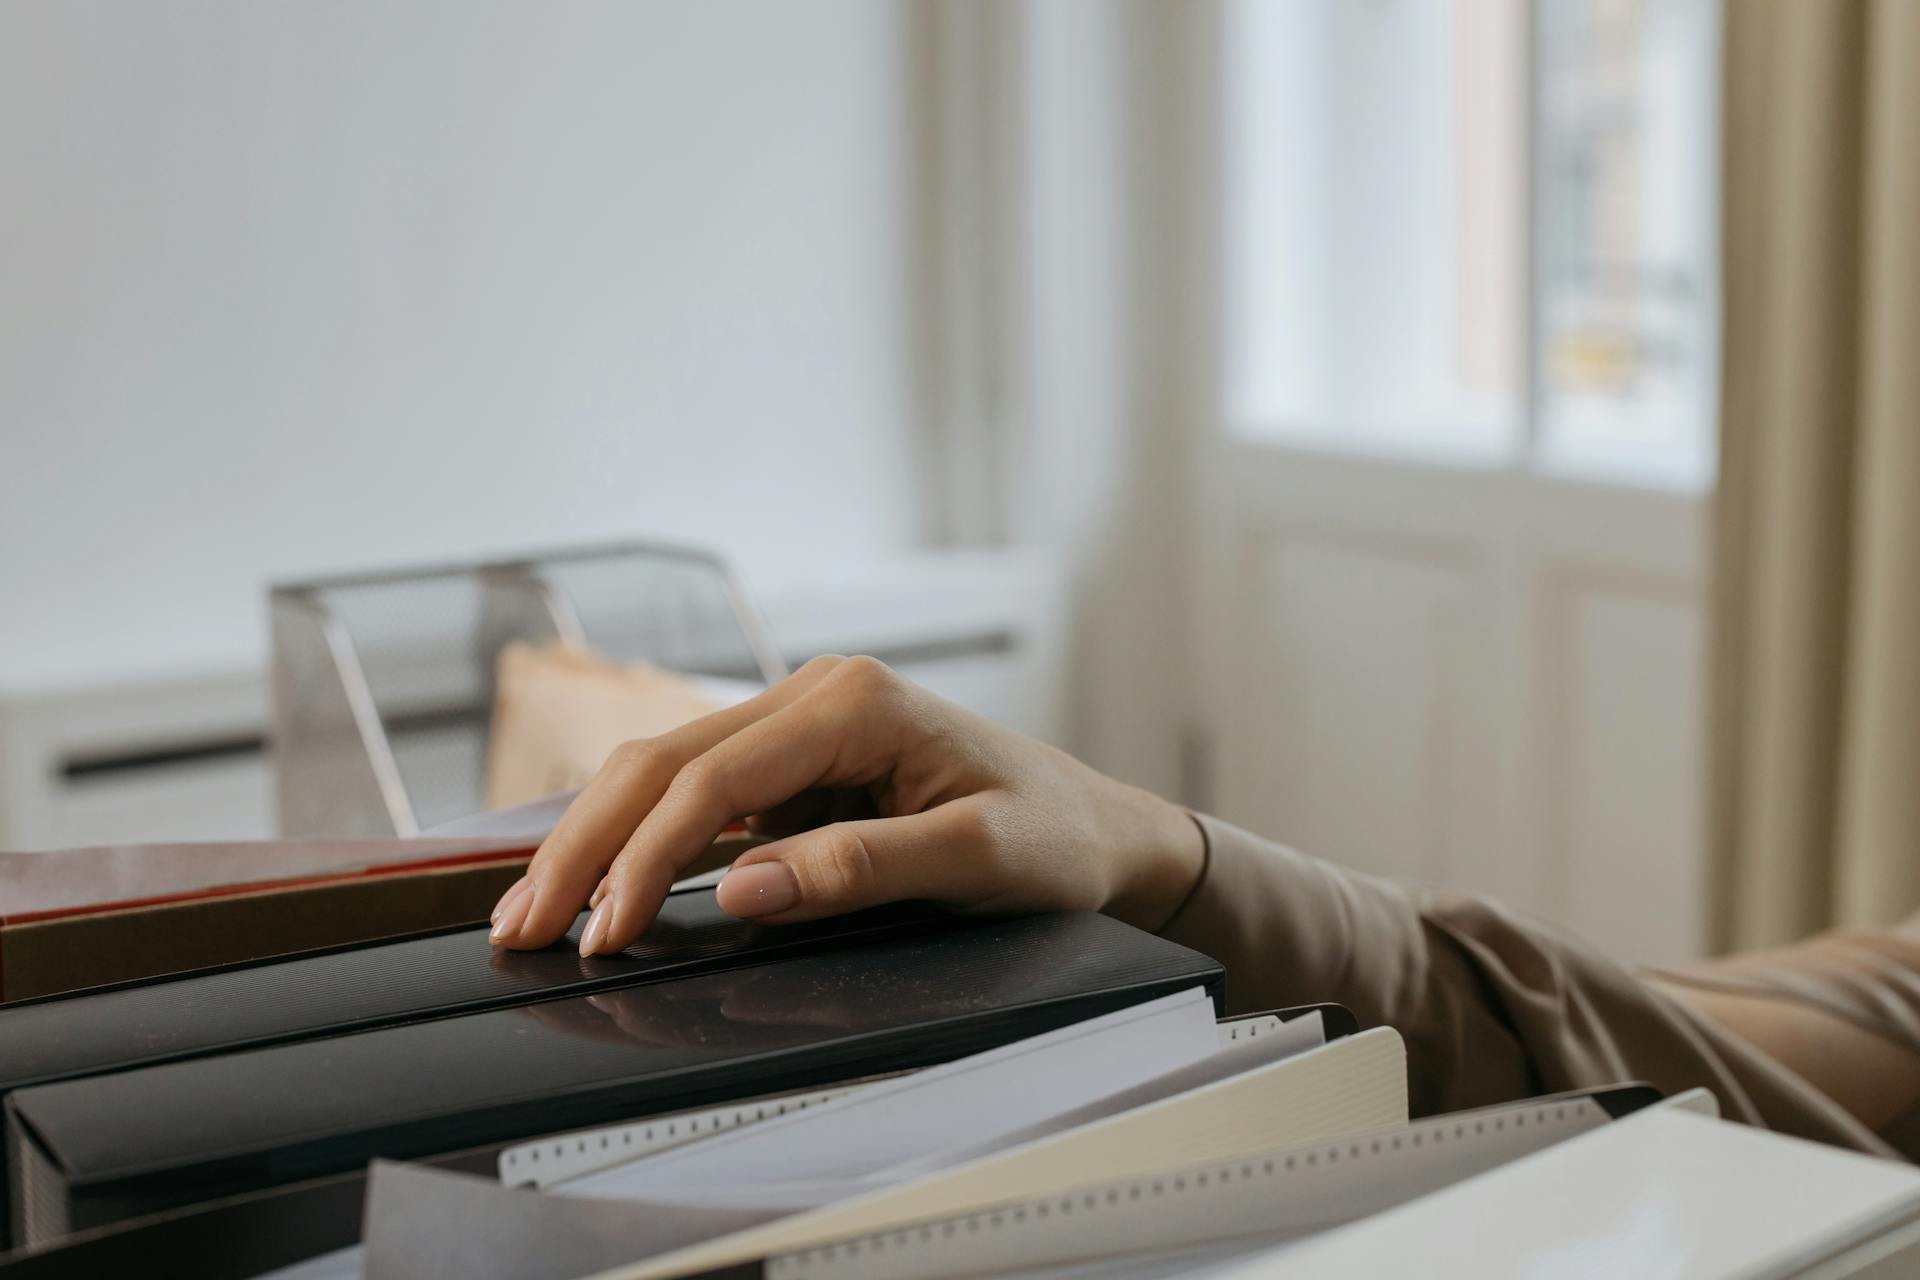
[1711,0,1920,949]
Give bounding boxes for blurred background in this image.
[3,1,1912,963]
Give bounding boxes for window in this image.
[1224,0,1719,487]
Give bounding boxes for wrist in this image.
[1102,789,1207,932]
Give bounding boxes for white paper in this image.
[355,1013,1364,1280]
[583,1027,1408,1280]
[677,1011,1335,1217]
[870,1009,1329,1186]
[557,986,1221,1207]
[1227,1108,1920,1278]
[501,1011,1322,1192]
[500,1082,873,1189]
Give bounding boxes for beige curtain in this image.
[1710,0,1920,950]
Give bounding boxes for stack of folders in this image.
[239,990,1920,1280]
[5,895,1920,1278]
[0,902,1221,1251]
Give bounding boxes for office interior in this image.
[3,0,1920,1273]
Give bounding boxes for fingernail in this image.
[717,862,800,917]
[490,876,532,924]
[490,883,536,943]
[589,878,608,910]
[579,898,615,957]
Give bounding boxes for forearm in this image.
[1159,813,1894,1156]
[1157,814,1536,1114]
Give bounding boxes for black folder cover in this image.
[0,889,955,1096]
[0,890,949,1252]
[5,911,1222,1243]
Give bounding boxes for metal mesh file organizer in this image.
[268,541,787,837]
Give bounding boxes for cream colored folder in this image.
[584,1025,1408,1280]
[1227,1106,1920,1279]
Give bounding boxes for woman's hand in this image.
[487,655,1205,956]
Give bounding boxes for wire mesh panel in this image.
[269,543,784,837]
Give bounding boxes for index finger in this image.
[583,662,906,951]
[499,655,846,948]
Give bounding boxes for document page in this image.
[350,999,1359,1280]
[1233,1107,1920,1278]
[557,986,1223,1208]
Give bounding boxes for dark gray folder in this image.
[4,910,1223,1248]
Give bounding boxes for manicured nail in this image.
[490,876,531,924]
[589,878,608,910]
[579,898,615,957]
[489,883,535,943]
[717,862,800,917]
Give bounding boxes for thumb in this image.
[715,801,993,924]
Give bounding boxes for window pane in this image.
[1535,0,1719,484]
[1224,0,1526,459]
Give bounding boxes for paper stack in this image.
[233,983,1920,1280]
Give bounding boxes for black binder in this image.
[4,910,1222,1246]
[0,889,957,1096]
[0,885,955,1255]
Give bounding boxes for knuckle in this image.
[804,827,877,901]
[947,802,998,853]
[606,737,662,774]
[833,654,897,699]
[667,753,724,804]
[663,755,740,823]
[602,737,682,801]
[526,840,564,874]
[795,654,846,679]
[527,834,585,884]
[608,846,672,894]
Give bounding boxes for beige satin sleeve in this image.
[1158,813,1897,1159]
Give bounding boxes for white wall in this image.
[1001,1,1223,803]
[0,1,920,691]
